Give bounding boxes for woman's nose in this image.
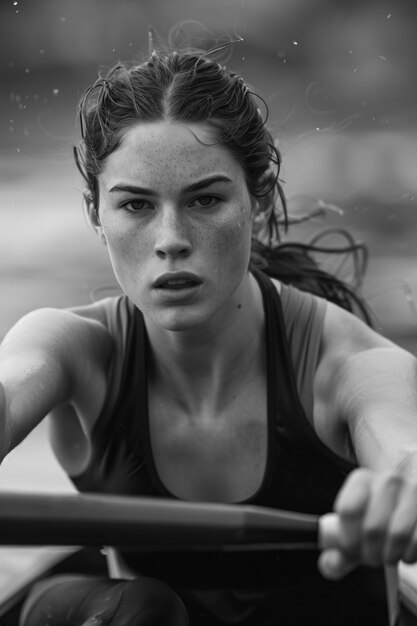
[153,207,192,259]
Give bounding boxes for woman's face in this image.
[96,121,256,332]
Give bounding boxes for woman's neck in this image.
[144,272,265,415]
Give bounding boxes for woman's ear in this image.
[83,189,107,246]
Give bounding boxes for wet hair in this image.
[74,49,372,324]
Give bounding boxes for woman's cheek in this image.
[103,230,143,284]
[210,213,252,265]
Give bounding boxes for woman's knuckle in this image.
[381,472,402,491]
[334,500,358,519]
[403,545,417,564]
[389,528,408,548]
[363,522,383,544]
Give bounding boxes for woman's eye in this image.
[190,195,220,208]
[121,199,153,213]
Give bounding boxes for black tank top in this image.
[71,269,388,625]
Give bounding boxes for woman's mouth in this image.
[152,273,203,301]
[158,278,199,290]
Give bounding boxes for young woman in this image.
[2,49,417,626]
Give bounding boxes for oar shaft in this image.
[0,492,320,548]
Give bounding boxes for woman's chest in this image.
[148,382,268,503]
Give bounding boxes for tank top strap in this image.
[119,304,148,444]
[251,268,307,443]
[90,298,147,454]
[251,268,351,469]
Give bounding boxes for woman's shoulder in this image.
[268,276,327,333]
[67,294,139,376]
[1,295,136,369]
[2,302,113,355]
[319,297,394,358]
[67,293,132,332]
[274,277,390,355]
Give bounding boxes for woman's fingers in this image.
[333,468,372,559]
[319,468,417,577]
[402,525,417,563]
[361,472,402,566]
[318,549,360,580]
[384,482,417,563]
[319,469,370,579]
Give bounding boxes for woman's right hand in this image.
[318,468,417,579]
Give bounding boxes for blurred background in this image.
[0,0,417,490]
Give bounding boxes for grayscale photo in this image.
[1,1,417,624]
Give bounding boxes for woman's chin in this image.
[145,308,211,334]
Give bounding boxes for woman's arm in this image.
[0,307,112,462]
[314,302,417,467]
[314,302,417,577]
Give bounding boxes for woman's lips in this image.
[153,272,202,289]
[158,278,199,289]
[152,275,203,301]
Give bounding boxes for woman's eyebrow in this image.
[108,175,233,196]
[109,184,153,195]
[184,175,233,193]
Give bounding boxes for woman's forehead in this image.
[100,121,244,189]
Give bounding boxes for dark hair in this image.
[74,49,372,324]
